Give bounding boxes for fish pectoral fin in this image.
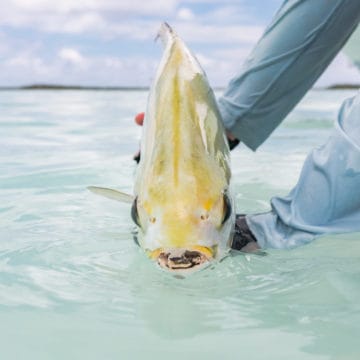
[87,186,134,204]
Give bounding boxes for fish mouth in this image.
[149,247,215,272]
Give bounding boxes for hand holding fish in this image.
[90,23,257,275]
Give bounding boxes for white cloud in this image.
[3,43,353,88]
[3,53,54,81]
[0,32,11,55]
[213,47,252,60]
[0,0,358,88]
[53,13,106,34]
[0,0,177,38]
[176,8,195,21]
[0,45,157,86]
[197,5,252,24]
[58,48,86,65]
[315,52,360,88]
[4,0,178,16]
[0,0,263,44]
[205,47,252,85]
[195,53,216,68]
[183,0,247,3]
[175,23,264,44]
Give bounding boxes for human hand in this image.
[133,112,144,163]
[134,112,145,126]
[226,130,240,150]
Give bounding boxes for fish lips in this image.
[150,247,216,274]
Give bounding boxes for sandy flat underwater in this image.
[0,89,359,360]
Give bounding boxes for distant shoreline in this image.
[326,84,360,90]
[0,84,150,91]
[0,83,358,91]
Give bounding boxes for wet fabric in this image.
[247,92,360,248]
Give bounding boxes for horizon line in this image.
[0,83,359,91]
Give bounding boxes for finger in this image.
[135,112,145,126]
[226,130,236,141]
[226,130,240,150]
[133,150,141,163]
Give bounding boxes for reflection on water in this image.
[0,89,359,359]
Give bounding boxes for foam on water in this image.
[0,89,359,360]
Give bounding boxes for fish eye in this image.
[131,197,141,227]
[222,192,232,225]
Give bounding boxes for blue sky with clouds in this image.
[0,0,359,87]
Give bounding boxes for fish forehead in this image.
[141,201,224,249]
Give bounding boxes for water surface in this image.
[0,89,359,360]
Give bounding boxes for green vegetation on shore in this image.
[326,84,360,90]
[21,84,149,91]
[0,84,149,91]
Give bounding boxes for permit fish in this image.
[89,23,234,274]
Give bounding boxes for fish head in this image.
[132,183,234,274]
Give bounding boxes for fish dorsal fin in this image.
[87,186,134,203]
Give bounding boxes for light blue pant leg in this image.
[247,92,360,249]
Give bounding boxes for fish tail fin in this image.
[155,22,176,47]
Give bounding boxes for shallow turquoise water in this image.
[0,89,359,360]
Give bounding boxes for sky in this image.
[0,0,359,87]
